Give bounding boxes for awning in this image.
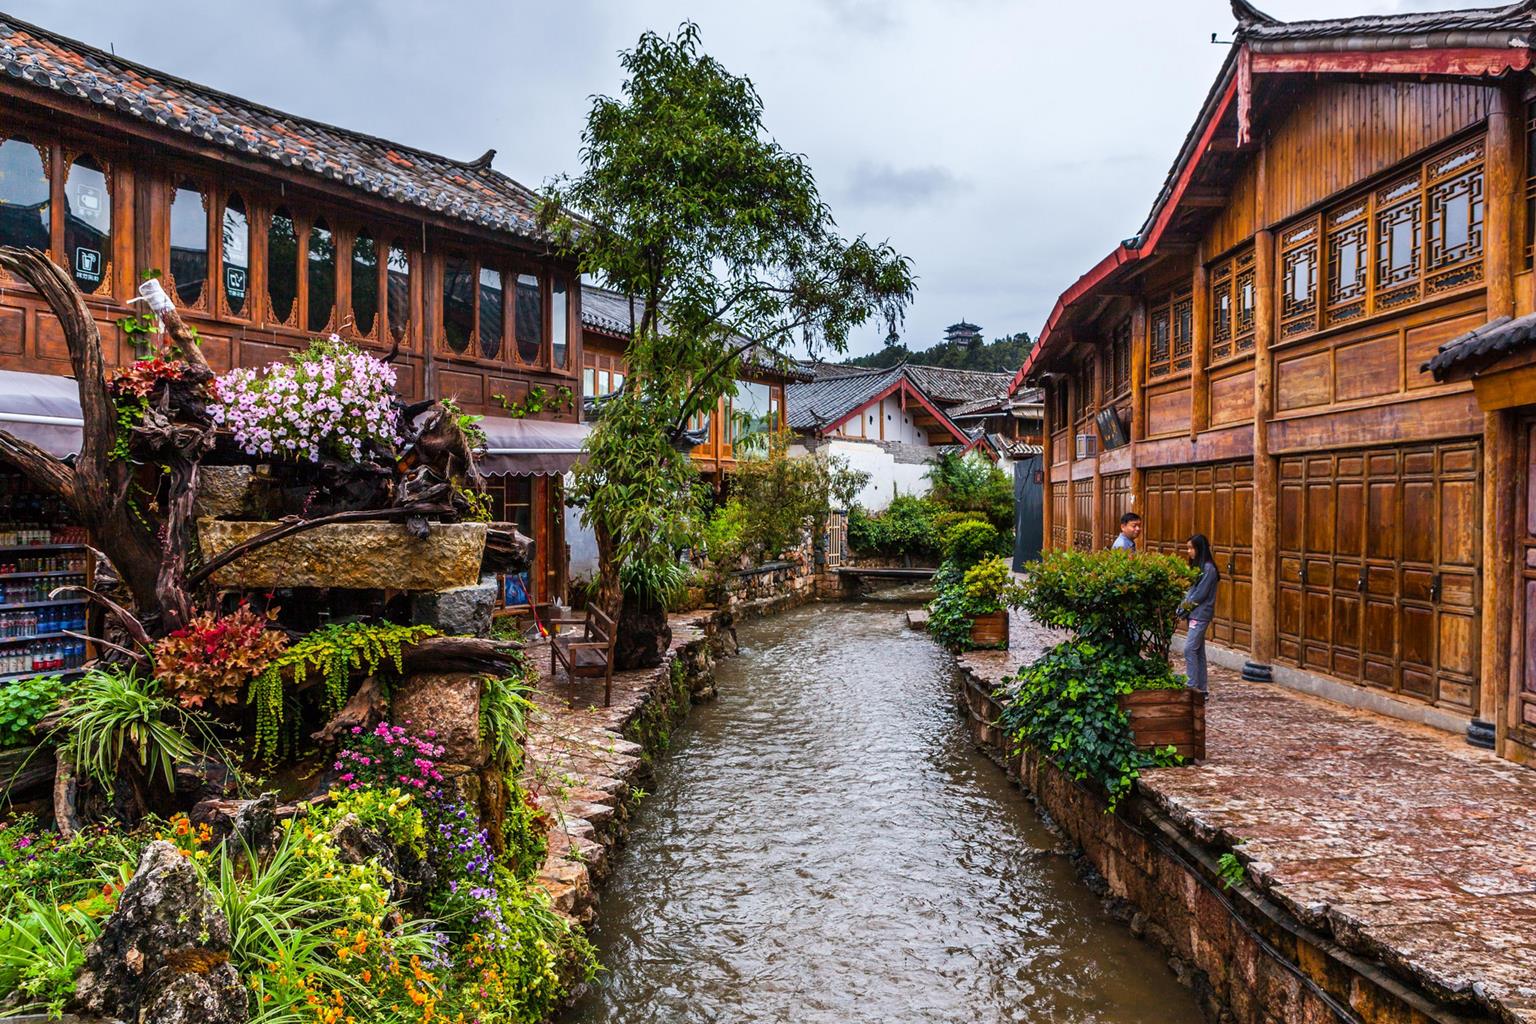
[478,416,590,477]
[0,370,84,459]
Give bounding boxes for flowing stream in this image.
[562,599,1201,1023]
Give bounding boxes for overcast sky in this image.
[12,0,1492,358]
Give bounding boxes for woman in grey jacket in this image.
[1180,534,1220,693]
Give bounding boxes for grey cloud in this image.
[844,162,966,207]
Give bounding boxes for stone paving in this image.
[959,612,1536,1024]
[517,613,719,924]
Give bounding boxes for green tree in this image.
[539,23,913,667]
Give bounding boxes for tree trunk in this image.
[616,594,671,670]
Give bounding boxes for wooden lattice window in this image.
[1072,357,1095,427]
[1279,218,1319,339]
[1277,137,1484,342]
[1103,317,1131,401]
[1172,292,1193,371]
[1072,479,1093,551]
[1048,378,1068,432]
[1210,249,1257,364]
[1148,294,1174,379]
[1525,99,1536,269]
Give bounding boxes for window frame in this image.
[216,190,253,322]
[165,176,213,312]
[59,146,114,297]
[1146,289,1192,381]
[1206,246,1255,367]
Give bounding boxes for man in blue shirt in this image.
[1112,512,1141,552]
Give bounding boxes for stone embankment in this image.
[521,612,728,925]
[954,613,1536,1024]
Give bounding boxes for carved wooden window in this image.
[1072,358,1095,427]
[305,218,336,334]
[1525,100,1536,269]
[1103,316,1131,401]
[1209,249,1259,364]
[63,154,111,295]
[1172,292,1193,371]
[267,207,299,326]
[1148,295,1173,379]
[168,181,210,309]
[221,194,250,318]
[1279,218,1318,339]
[0,136,51,255]
[441,256,474,354]
[1279,137,1485,341]
[551,276,569,369]
[351,230,379,338]
[1048,379,1068,432]
[386,244,411,345]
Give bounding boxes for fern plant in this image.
[49,667,212,798]
[247,621,438,760]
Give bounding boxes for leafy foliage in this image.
[942,518,1003,571]
[726,431,867,562]
[539,21,911,628]
[1217,852,1246,890]
[0,673,64,749]
[49,667,208,797]
[926,452,1014,533]
[248,621,438,760]
[927,555,1020,650]
[480,663,538,775]
[154,606,289,710]
[1015,550,1196,662]
[847,496,940,559]
[845,330,1034,372]
[996,638,1184,811]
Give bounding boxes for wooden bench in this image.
[550,605,618,707]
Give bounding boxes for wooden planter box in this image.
[199,519,487,591]
[969,610,1009,649]
[1118,687,1206,761]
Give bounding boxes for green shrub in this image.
[927,555,1019,650]
[1016,549,1196,661]
[0,674,64,750]
[931,510,988,542]
[926,452,1014,532]
[941,519,1002,570]
[480,660,538,775]
[702,498,749,565]
[728,431,867,562]
[51,667,210,798]
[997,638,1184,810]
[846,496,940,558]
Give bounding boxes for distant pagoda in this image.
[944,320,983,349]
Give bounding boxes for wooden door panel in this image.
[1401,479,1437,565]
[1438,478,1479,568]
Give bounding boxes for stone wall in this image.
[952,667,1472,1024]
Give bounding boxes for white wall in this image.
[792,437,935,512]
[833,398,929,446]
[564,472,599,582]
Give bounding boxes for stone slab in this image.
[198,518,486,590]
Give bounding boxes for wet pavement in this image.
[960,612,1536,1023]
[562,600,1199,1024]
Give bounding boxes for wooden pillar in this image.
[1191,249,1211,437]
[1091,346,1104,549]
[1065,354,1079,550]
[1041,381,1055,550]
[1129,299,1149,522]
[1246,225,1279,679]
[1487,85,1520,322]
[1482,408,1517,747]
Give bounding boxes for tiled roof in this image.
[578,284,812,382]
[1423,313,1536,380]
[785,366,903,430]
[902,365,1015,405]
[1235,0,1535,48]
[945,393,1010,419]
[0,13,547,240]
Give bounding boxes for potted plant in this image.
[927,555,1018,651]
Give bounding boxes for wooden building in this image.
[0,13,583,603]
[1015,0,1536,761]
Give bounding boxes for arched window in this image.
[306,219,335,334]
[0,137,50,253]
[63,155,110,294]
[515,272,543,364]
[386,245,410,344]
[222,194,249,316]
[478,266,503,359]
[551,276,568,369]
[168,182,208,306]
[267,207,298,325]
[351,230,378,336]
[442,257,473,354]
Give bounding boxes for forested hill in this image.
[843,331,1033,373]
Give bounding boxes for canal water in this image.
[563,599,1200,1024]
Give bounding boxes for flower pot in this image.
[969,609,1009,649]
[1117,687,1206,761]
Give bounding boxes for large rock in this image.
[70,841,246,1024]
[192,466,256,520]
[391,672,485,765]
[411,576,496,637]
[198,519,486,590]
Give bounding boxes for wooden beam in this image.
[1041,381,1054,550]
[1486,83,1520,322]
[1191,247,1211,438]
[1181,188,1229,208]
[1249,48,1531,79]
[1248,222,1278,675]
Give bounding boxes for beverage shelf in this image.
[0,667,85,685]
[0,570,86,580]
[0,543,86,553]
[0,598,88,611]
[0,630,79,646]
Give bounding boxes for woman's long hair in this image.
[1187,533,1219,577]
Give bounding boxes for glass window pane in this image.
[515,272,543,363]
[442,257,473,354]
[731,380,773,455]
[551,277,568,368]
[582,367,595,397]
[0,137,50,253]
[387,245,410,343]
[222,194,249,316]
[478,266,503,359]
[169,183,208,306]
[352,231,378,336]
[267,207,298,324]
[64,155,109,294]
[306,219,335,334]
[613,371,625,393]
